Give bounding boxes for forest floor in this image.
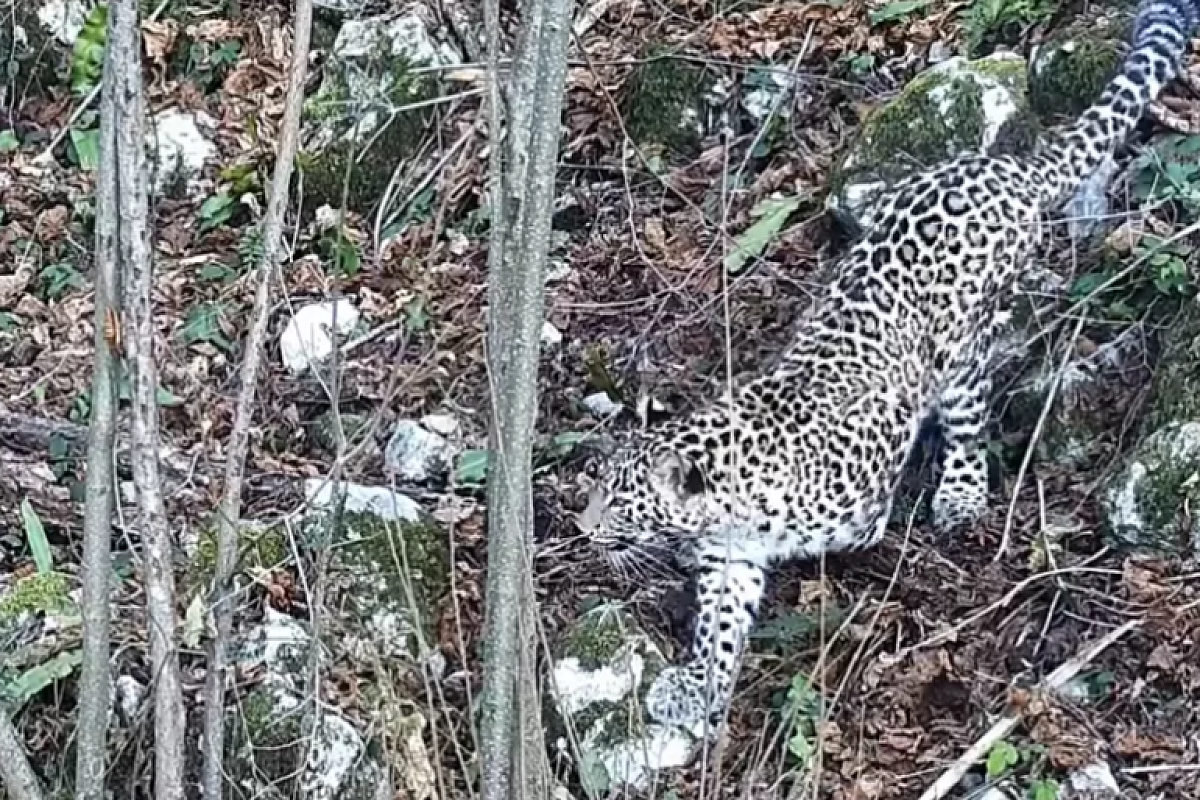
[1,1,1198,799]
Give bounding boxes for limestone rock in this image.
[829,53,1035,228]
[1102,421,1200,558]
[280,300,360,375]
[550,602,698,793]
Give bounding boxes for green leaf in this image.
[199,192,237,231]
[69,4,108,97]
[1029,778,1060,800]
[578,750,611,799]
[156,385,185,407]
[986,740,1020,779]
[869,0,933,25]
[543,431,587,460]
[20,499,53,574]
[0,130,19,152]
[454,450,489,485]
[70,128,101,171]
[3,650,83,708]
[723,195,801,274]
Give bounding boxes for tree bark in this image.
[110,1,186,797]
[0,710,44,800]
[72,1,123,795]
[199,2,313,797]
[477,0,574,798]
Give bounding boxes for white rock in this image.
[37,0,88,46]
[541,321,564,346]
[419,413,460,437]
[303,479,423,523]
[742,68,795,123]
[1067,762,1120,798]
[115,675,146,722]
[551,603,699,792]
[334,13,459,67]
[151,110,217,197]
[314,204,340,232]
[301,714,366,799]
[385,419,454,481]
[1103,421,1200,556]
[583,392,623,418]
[279,300,360,375]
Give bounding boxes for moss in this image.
[228,687,306,793]
[1148,305,1200,430]
[0,572,74,623]
[834,56,1038,198]
[302,56,434,214]
[326,509,449,656]
[187,521,289,590]
[1103,422,1200,555]
[310,410,371,454]
[1030,28,1126,121]
[622,51,714,158]
[562,603,639,671]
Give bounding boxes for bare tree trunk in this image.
[0,710,45,800]
[109,1,185,797]
[477,0,574,797]
[72,6,123,795]
[199,2,313,797]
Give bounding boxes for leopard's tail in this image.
[1033,0,1198,208]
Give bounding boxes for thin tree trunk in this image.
[199,2,313,797]
[73,2,123,794]
[110,1,185,797]
[0,709,44,800]
[477,0,574,797]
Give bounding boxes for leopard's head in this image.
[576,436,717,569]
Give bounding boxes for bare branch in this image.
[110,1,186,796]
[199,1,314,797]
[73,1,123,794]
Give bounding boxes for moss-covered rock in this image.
[1101,422,1200,557]
[1001,325,1149,471]
[622,51,719,161]
[829,53,1038,226]
[303,480,448,663]
[549,601,696,794]
[301,11,459,214]
[1146,303,1200,431]
[1029,13,1128,122]
[228,609,390,800]
[186,520,289,591]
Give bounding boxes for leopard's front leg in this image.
[645,549,765,731]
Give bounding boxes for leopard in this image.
[576,0,1200,732]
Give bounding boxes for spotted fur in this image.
[576,0,1199,731]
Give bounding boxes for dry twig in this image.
[916,619,1141,800]
[200,1,314,797]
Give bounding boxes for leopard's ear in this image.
[649,450,707,502]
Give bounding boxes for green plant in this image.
[781,672,823,766]
[182,302,234,350]
[1132,135,1200,217]
[70,4,108,97]
[40,262,86,299]
[1136,236,1193,296]
[199,191,239,231]
[187,38,242,90]
[870,0,934,25]
[320,227,362,277]
[987,739,1021,779]
[1028,778,1060,800]
[963,0,1058,54]
[20,499,53,574]
[0,130,19,152]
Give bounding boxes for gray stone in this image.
[1102,421,1200,558]
[385,419,455,481]
[550,602,698,793]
